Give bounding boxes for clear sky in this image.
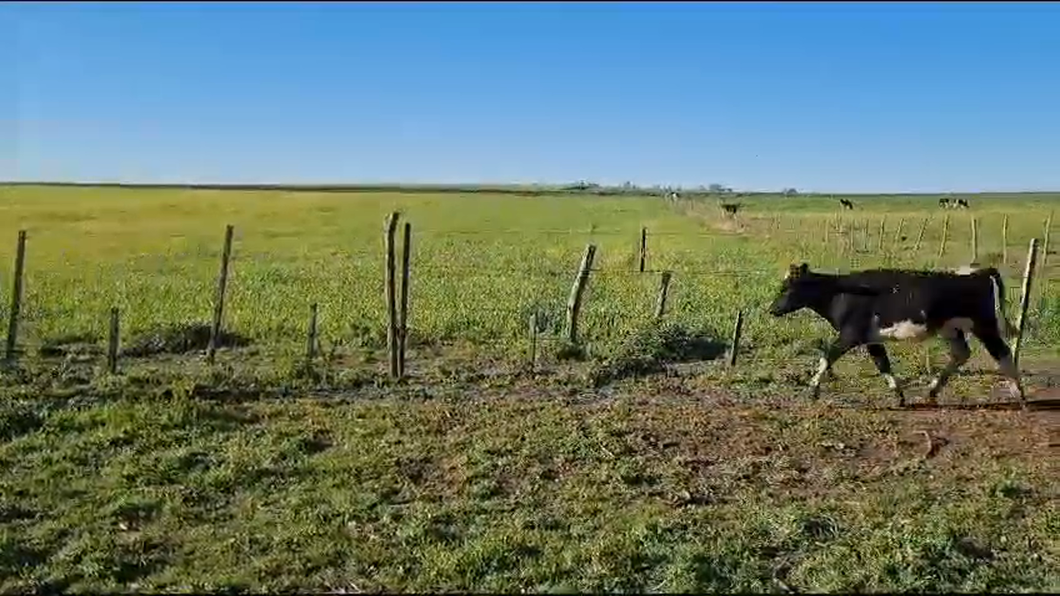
[4,1,1060,193]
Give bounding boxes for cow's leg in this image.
[809,338,856,398]
[866,343,904,407]
[927,331,971,401]
[973,325,1026,409]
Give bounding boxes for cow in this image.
[768,263,1024,408]
[721,203,741,216]
[939,197,951,208]
[839,198,854,210]
[957,198,970,209]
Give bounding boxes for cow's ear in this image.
[798,263,809,275]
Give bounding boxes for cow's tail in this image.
[985,268,1018,339]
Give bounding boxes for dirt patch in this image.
[123,323,252,358]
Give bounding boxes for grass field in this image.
[2,184,1059,592]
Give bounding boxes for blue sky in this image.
[4,1,1060,193]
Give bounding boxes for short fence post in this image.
[3,230,27,367]
[398,221,412,378]
[207,224,234,364]
[1014,238,1040,368]
[728,310,744,367]
[877,216,886,254]
[566,244,597,344]
[306,303,319,362]
[384,212,400,380]
[654,271,673,320]
[639,227,647,273]
[107,307,120,375]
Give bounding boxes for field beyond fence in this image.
[1,184,1059,592]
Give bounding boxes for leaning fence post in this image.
[384,212,400,379]
[1014,238,1040,368]
[3,230,26,366]
[566,244,597,344]
[654,271,673,320]
[892,217,905,247]
[728,310,744,367]
[913,217,929,255]
[107,307,120,375]
[207,224,235,364]
[938,214,950,261]
[398,221,412,378]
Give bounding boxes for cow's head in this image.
[769,262,815,316]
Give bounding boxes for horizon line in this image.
[4,180,1060,198]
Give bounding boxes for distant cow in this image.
[721,203,741,216]
[957,198,969,209]
[939,197,950,208]
[768,263,1024,408]
[839,199,854,210]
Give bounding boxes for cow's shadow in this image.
[891,398,1060,412]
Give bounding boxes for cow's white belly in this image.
[871,317,974,342]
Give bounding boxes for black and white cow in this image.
[768,263,1024,408]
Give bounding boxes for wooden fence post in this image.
[1039,213,1053,310]
[938,214,950,261]
[728,310,744,367]
[528,313,538,372]
[1043,212,1053,271]
[207,224,235,364]
[398,222,412,378]
[913,217,929,254]
[639,227,647,273]
[566,244,597,344]
[654,271,673,320]
[892,217,906,247]
[384,212,400,379]
[107,307,120,375]
[306,303,319,362]
[3,230,26,366]
[970,217,979,264]
[1002,215,1009,267]
[877,216,886,253]
[1014,238,1040,368]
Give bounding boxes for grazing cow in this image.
[939,197,951,208]
[957,198,970,209]
[721,203,741,216]
[839,198,854,210]
[768,263,1024,408]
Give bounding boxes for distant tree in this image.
[783,187,799,197]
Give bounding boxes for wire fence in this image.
[1,212,1058,384]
